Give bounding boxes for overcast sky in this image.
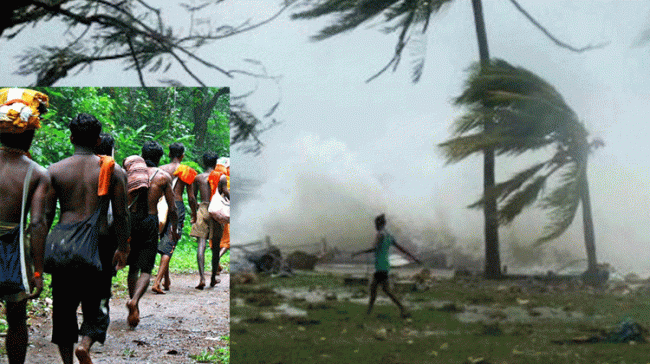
[2,1,650,274]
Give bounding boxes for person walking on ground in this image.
[92,132,128,346]
[0,88,51,364]
[46,113,130,364]
[190,152,221,289]
[207,158,229,286]
[123,141,177,329]
[152,143,197,294]
[352,214,420,318]
[215,169,230,270]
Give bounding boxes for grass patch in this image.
[232,272,650,364]
[191,346,230,364]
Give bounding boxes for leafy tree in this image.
[292,0,606,278]
[2,0,286,153]
[28,87,229,171]
[439,59,603,281]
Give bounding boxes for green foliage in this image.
[191,347,230,364]
[27,87,229,168]
[292,0,453,82]
[439,59,594,244]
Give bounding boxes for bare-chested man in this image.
[0,88,51,364]
[124,141,178,328]
[46,113,129,364]
[190,152,221,289]
[152,143,197,294]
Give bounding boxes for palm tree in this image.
[292,1,605,279]
[293,0,504,278]
[439,59,602,282]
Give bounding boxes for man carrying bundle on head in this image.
[152,142,197,294]
[0,88,52,364]
[123,141,177,328]
[45,113,130,364]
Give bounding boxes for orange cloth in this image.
[209,224,230,250]
[209,164,229,197]
[220,224,230,249]
[98,155,115,196]
[0,88,49,133]
[173,164,197,185]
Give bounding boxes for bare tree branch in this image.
[177,2,293,42]
[508,0,609,53]
[126,33,146,87]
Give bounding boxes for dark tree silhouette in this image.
[1,0,289,152]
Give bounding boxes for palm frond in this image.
[443,59,594,244]
[450,108,489,135]
[438,132,500,163]
[292,0,399,40]
[498,175,546,224]
[292,0,452,82]
[409,25,427,83]
[534,162,583,245]
[469,161,546,208]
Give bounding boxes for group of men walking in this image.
[0,88,229,364]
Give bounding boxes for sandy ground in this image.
[1,273,229,364]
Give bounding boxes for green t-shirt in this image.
[375,230,392,272]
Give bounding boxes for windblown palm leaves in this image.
[292,0,453,82]
[440,59,593,245]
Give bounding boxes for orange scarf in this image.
[209,164,229,197]
[173,164,197,185]
[98,155,115,196]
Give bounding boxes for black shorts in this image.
[158,201,185,257]
[127,214,159,274]
[373,271,389,283]
[51,272,108,345]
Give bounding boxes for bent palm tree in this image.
[293,0,504,277]
[440,59,601,280]
[292,0,605,279]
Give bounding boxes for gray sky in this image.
[3,0,650,274]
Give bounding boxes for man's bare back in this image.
[48,154,104,224]
[194,171,213,204]
[0,152,51,225]
[143,166,178,230]
[159,162,182,201]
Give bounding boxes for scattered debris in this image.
[232,272,259,285]
[374,327,387,340]
[286,251,319,270]
[132,340,150,346]
[553,319,648,344]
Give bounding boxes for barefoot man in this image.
[207,158,230,287]
[152,143,197,294]
[352,214,420,318]
[46,113,130,364]
[0,88,51,364]
[190,152,221,289]
[124,141,177,328]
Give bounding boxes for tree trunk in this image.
[472,0,500,279]
[580,168,598,279]
[192,87,228,151]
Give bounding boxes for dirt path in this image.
[2,273,229,364]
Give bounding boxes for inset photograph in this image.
[0,87,230,363]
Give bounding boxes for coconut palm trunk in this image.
[579,168,598,276]
[471,0,501,278]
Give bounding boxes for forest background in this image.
[22,86,231,297]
